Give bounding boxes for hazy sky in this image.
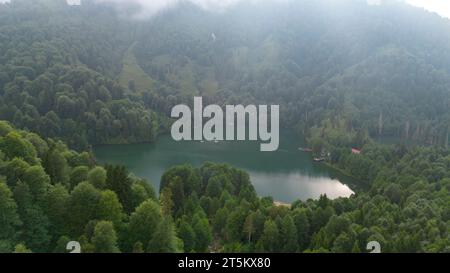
[0,0,449,19]
[405,0,450,19]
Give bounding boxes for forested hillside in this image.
[1,0,450,150]
[135,0,450,146]
[0,0,159,150]
[0,0,449,253]
[0,122,447,253]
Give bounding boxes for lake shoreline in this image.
[93,132,355,203]
[321,162,370,193]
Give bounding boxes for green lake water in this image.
[93,131,355,203]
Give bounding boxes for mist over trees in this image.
[1,0,449,149]
[0,0,448,253]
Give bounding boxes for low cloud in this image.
[94,0,246,19]
[405,0,450,19]
[0,0,267,19]
[3,0,448,20]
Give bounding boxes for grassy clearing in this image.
[118,42,155,92]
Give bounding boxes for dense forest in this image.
[0,0,449,253]
[0,122,448,253]
[134,0,450,146]
[1,0,449,150]
[0,0,161,150]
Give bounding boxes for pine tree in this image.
[92,221,120,253]
[192,213,212,252]
[96,190,124,227]
[280,215,298,252]
[292,208,310,251]
[352,242,361,253]
[68,182,101,235]
[147,217,181,253]
[44,184,70,238]
[178,218,196,252]
[260,220,279,253]
[87,167,107,189]
[128,199,162,250]
[0,181,22,243]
